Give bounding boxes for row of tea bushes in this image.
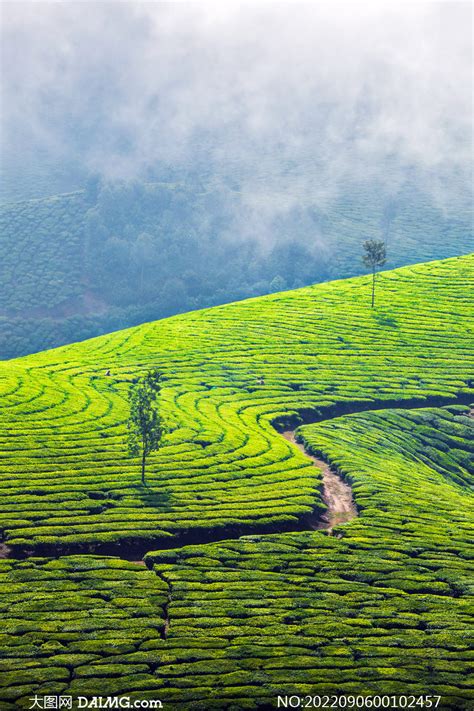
[142,407,473,708]
[1,406,472,708]
[2,171,472,359]
[0,257,473,552]
[0,556,167,708]
[0,256,473,707]
[0,193,85,314]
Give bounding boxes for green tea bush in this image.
[0,256,473,707]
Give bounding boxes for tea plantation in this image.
[0,255,473,709]
[1,175,472,360]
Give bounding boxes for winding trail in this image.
[0,427,354,561]
[2,395,471,561]
[282,430,357,531]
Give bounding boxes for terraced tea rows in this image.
[0,257,473,556]
[1,174,472,360]
[0,255,473,708]
[0,556,168,705]
[0,406,472,708]
[141,406,474,709]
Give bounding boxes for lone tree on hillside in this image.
[362,239,387,308]
[127,370,166,486]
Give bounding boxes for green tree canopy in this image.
[127,369,166,486]
[362,239,387,307]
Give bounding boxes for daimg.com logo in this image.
[29,696,163,709]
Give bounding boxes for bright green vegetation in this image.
[0,556,168,705]
[1,255,473,553]
[0,407,472,708]
[299,405,474,532]
[1,176,472,359]
[144,406,473,708]
[0,255,473,708]
[127,370,167,487]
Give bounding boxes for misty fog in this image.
[2,2,471,197]
[0,1,472,358]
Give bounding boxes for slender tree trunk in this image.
[141,451,147,486]
[371,268,376,308]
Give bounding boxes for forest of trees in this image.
[83,177,327,311]
[0,174,471,359]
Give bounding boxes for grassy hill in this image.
[1,176,472,359]
[0,255,473,708]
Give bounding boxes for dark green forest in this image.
[1,174,472,359]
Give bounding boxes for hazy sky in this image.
[1,1,472,208]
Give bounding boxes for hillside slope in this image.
[1,254,473,550]
[0,256,473,708]
[1,177,472,359]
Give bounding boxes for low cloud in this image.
[1,1,472,214]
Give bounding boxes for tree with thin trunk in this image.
[362,239,387,308]
[127,370,165,486]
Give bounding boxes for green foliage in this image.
[0,174,472,359]
[127,370,166,485]
[0,255,472,552]
[362,238,387,271]
[362,239,387,307]
[0,256,473,707]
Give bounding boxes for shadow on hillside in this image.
[133,485,174,511]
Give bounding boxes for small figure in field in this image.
[127,370,166,486]
[362,239,387,308]
[105,369,111,376]
[257,376,265,386]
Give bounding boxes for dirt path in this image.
[282,430,357,531]
[2,397,470,561]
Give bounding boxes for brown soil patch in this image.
[282,430,357,531]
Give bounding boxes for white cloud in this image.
[1,1,471,210]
